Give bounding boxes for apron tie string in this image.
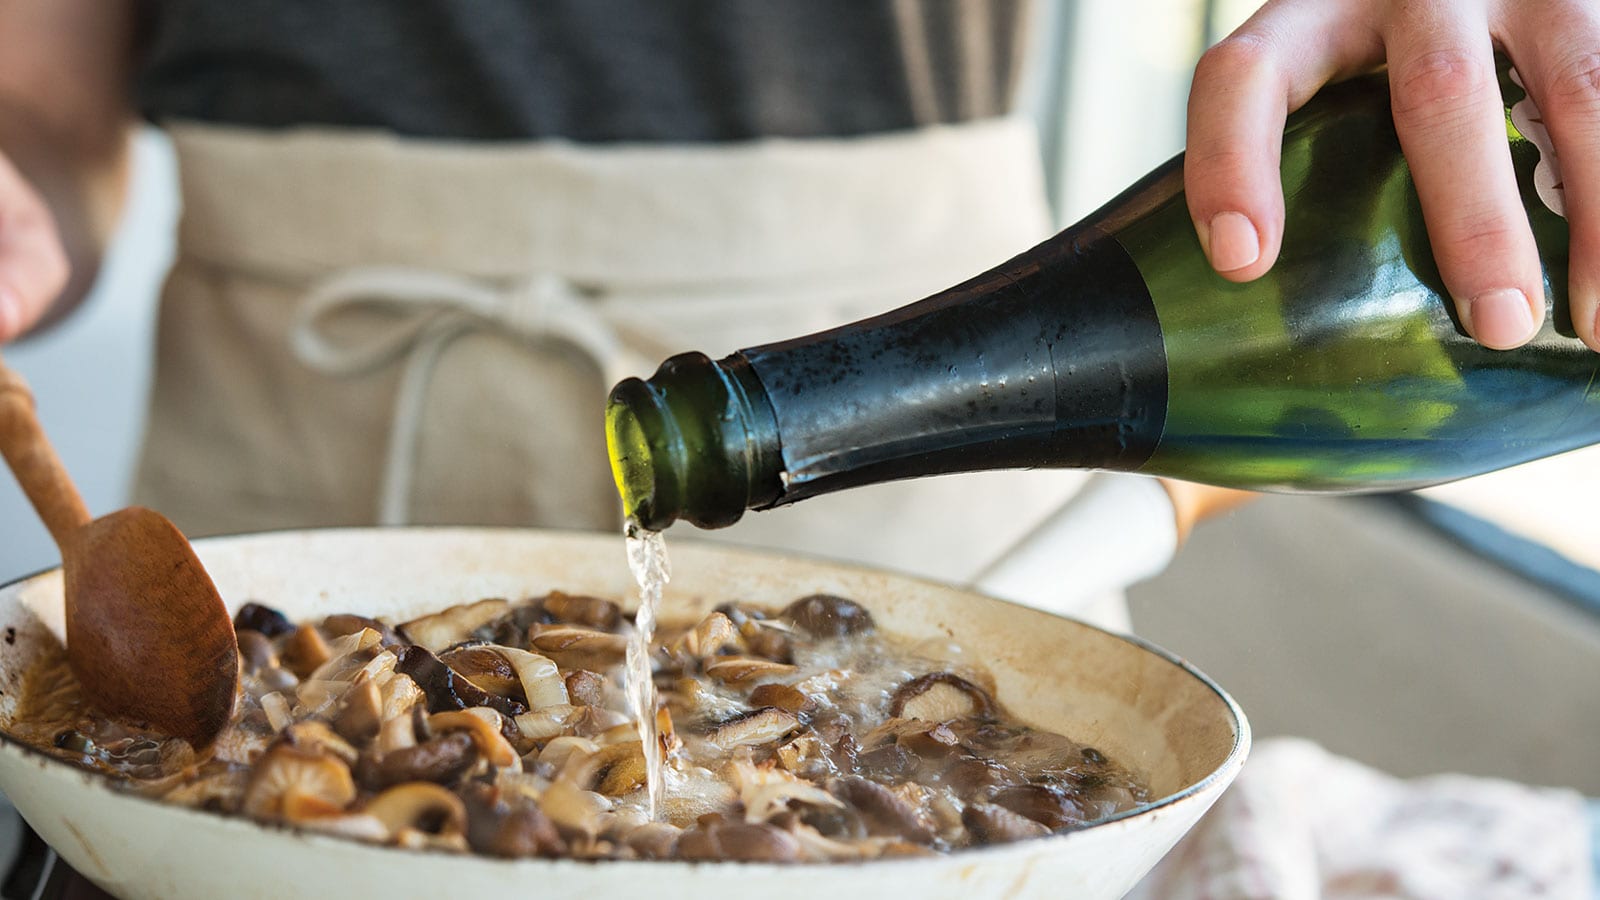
[289,266,636,526]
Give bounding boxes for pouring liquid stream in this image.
[623,521,670,819]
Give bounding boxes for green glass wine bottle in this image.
[607,67,1587,532]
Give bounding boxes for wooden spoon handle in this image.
[0,350,91,548]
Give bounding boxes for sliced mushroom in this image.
[748,683,814,714]
[241,744,356,821]
[368,731,477,788]
[939,756,1009,797]
[963,801,1051,843]
[540,592,622,630]
[461,781,566,858]
[739,620,794,663]
[730,756,844,823]
[398,598,510,652]
[624,822,682,860]
[363,781,469,848]
[706,707,801,750]
[671,611,737,659]
[774,731,827,776]
[539,777,612,839]
[279,625,333,680]
[895,721,963,758]
[591,741,647,797]
[780,594,875,638]
[562,669,605,707]
[989,783,1084,830]
[856,742,915,780]
[703,656,797,685]
[283,720,359,765]
[395,645,525,716]
[677,820,802,863]
[888,673,995,721]
[429,709,520,769]
[527,624,630,659]
[334,679,383,744]
[440,645,525,699]
[828,776,936,844]
[322,613,403,647]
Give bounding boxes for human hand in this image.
[0,149,68,342]
[1185,0,1599,351]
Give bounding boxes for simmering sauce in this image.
[10,587,1149,861]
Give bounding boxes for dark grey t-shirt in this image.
[135,0,1033,142]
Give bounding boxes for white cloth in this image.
[1128,738,1595,900]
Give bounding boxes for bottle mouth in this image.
[605,377,678,532]
[605,352,782,532]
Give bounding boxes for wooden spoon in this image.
[0,352,237,748]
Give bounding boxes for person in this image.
[0,2,1595,894]
[0,0,1593,623]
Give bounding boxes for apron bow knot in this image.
[289,265,635,525]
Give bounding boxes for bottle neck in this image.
[605,224,1170,530]
[740,224,1168,507]
[606,351,783,530]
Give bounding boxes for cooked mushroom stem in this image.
[279,625,333,680]
[334,679,383,744]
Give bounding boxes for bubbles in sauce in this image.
[10,582,1151,861]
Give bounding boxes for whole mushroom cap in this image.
[241,744,356,822]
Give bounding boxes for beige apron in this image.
[133,118,1094,587]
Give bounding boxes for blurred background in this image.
[2,0,1597,797]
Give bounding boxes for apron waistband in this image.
[167,118,1053,289]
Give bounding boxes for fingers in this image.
[0,153,68,342]
[1185,1,1384,282]
[1384,5,1544,349]
[1497,3,1600,350]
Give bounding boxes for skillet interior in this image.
[0,527,1248,900]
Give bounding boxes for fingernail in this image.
[1205,212,1260,273]
[1469,289,1537,349]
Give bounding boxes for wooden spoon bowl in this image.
[0,352,236,748]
